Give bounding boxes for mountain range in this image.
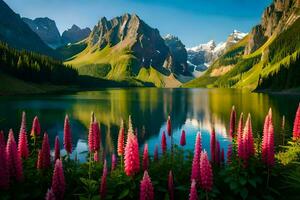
[184,0,300,91]
[0,0,299,91]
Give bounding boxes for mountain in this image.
[186,30,247,76]
[61,25,91,45]
[184,0,300,91]
[0,0,57,57]
[163,34,188,74]
[22,17,62,49]
[64,13,189,87]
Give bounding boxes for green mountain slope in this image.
[63,14,190,87]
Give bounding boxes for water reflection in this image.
[0,88,299,161]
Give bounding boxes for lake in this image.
[0,88,299,162]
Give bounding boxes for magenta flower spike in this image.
[154,144,159,161]
[41,133,51,169]
[124,116,140,176]
[0,130,9,189]
[200,151,213,192]
[117,119,125,156]
[216,140,220,166]
[191,132,201,186]
[142,143,149,171]
[51,159,65,200]
[229,106,236,138]
[30,116,41,137]
[111,153,117,171]
[100,160,108,199]
[180,130,186,146]
[94,150,99,162]
[293,103,300,140]
[18,112,29,159]
[6,129,23,182]
[241,114,255,165]
[237,113,244,159]
[140,171,154,200]
[37,149,42,169]
[93,122,101,152]
[189,179,198,200]
[161,131,167,154]
[88,119,95,153]
[63,114,72,154]
[45,188,56,200]
[210,128,216,163]
[167,116,172,136]
[54,136,60,161]
[168,170,174,200]
[262,109,275,167]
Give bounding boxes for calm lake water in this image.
[0,88,299,162]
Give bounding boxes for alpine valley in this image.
[0,0,300,93]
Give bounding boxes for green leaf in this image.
[229,181,239,191]
[240,188,248,200]
[248,179,257,188]
[239,177,247,186]
[118,189,129,199]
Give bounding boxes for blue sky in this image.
[4,0,272,47]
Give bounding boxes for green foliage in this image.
[0,42,78,85]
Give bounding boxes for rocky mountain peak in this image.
[245,0,300,54]
[61,24,91,45]
[22,17,62,49]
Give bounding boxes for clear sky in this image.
[4,0,272,47]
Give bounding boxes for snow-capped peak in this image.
[187,40,217,52]
[164,34,175,40]
[230,30,247,41]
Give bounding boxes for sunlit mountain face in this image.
[0,88,298,161]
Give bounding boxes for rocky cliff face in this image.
[245,0,300,54]
[23,17,62,49]
[61,25,91,45]
[164,34,188,74]
[87,13,185,75]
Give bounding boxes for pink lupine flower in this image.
[88,118,95,153]
[262,109,275,167]
[124,116,140,176]
[18,112,29,159]
[41,133,51,169]
[63,115,72,154]
[210,128,216,163]
[54,136,60,161]
[37,149,42,169]
[100,160,108,199]
[143,144,149,171]
[189,179,198,200]
[154,144,158,161]
[200,151,213,192]
[227,144,232,164]
[111,153,117,171]
[237,113,244,159]
[6,129,23,182]
[140,171,154,200]
[51,159,65,200]
[0,131,5,147]
[167,116,172,136]
[117,119,125,156]
[229,106,236,138]
[30,116,41,137]
[180,130,186,146]
[93,122,101,152]
[161,131,167,154]
[94,151,99,162]
[168,170,174,200]
[45,188,56,200]
[0,131,9,189]
[191,133,201,186]
[221,148,225,164]
[241,114,255,165]
[293,103,300,140]
[216,140,220,165]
